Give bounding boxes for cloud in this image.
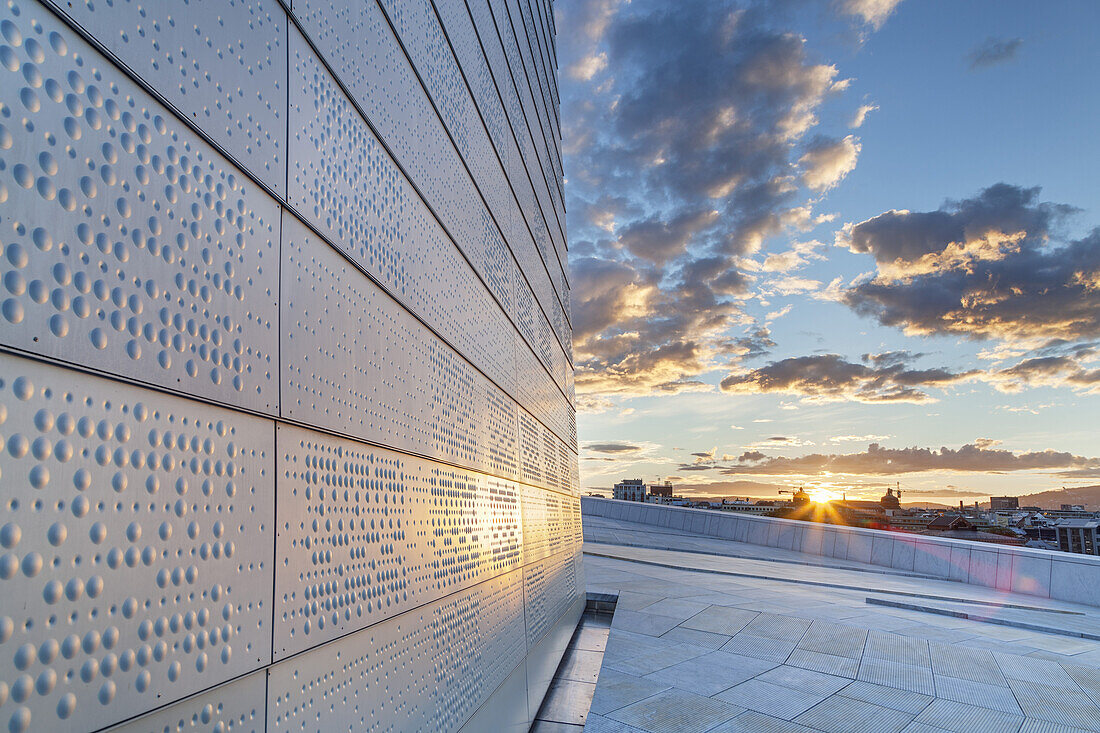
[839,0,904,30]
[692,446,718,463]
[569,52,609,80]
[559,0,878,396]
[769,275,823,295]
[849,103,877,128]
[989,353,1100,394]
[720,353,978,403]
[800,136,861,191]
[739,450,767,462]
[585,442,644,454]
[969,37,1023,69]
[576,394,617,413]
[760,239,824,272]
[720,328,776,361]
[841,184,1099,343]
[720,441,1099,475]
[615,208,720,265]
[831,434,892,443]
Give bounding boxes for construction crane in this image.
[779,486,811,504]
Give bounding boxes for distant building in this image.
[833,500,886,516]
[880,487,901,513]
[1054,518,1100,555]
[717,499,784,515]
[613,478,647,502]
[926,515,974,532]
[990,496,1019,510]
[649,481,674,499]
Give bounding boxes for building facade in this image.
[0,1,579,731]
[1055,519,1100,555]
[649,481,674,498]
[614,478,647,502]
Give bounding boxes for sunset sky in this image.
[557,0,1100,503]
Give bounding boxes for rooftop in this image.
[567,506,1100,733]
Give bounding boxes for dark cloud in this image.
[991,354,1100,394]
[585,442,643,453]
[719,328,776,361]
[720,442,1098,475]
[720,353,978,402]
[560,0,869,396]
[616,209,719,265]
[739,450,767,462]
[841,184,1099,343]
[969,37,1023,69]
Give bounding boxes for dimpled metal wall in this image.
[0,0,579,730]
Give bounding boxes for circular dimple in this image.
[89,328,107,350]
[1,298,23,324]
[0,523,21,549]
[28,465,48,489]
[20,552,42,578]
[13,644,34,671]
[37,639,58,665]
[97,680,116,706]
[46,522,66,546]
[10,675,31,704]
[56,692,76,720]
[49,314,69,338]
[42,579,62,604]
[8,706,31,733]
[7,435,28,458]
[12,377,33,401]
[64,577,84,602]
[34,669,56,696]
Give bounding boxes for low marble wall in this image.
[581,497,1100,608]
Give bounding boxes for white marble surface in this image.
[583,514,1100,733]
[583,498,1100,608]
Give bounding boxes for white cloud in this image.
[840,0,904,30]
[800,136,861,191]
[849,103,878,128]
[569,52,608,81]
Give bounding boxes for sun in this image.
[806,488,840,503]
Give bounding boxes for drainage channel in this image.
[530,592,619,731]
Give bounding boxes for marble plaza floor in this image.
[566,515,1100,733]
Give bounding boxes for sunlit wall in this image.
[0,0,579,730]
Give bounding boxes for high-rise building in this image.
[991,496,1020,510]
[0,1,578,731]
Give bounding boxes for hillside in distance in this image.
[1011,485,1100,511]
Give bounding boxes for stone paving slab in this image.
[710,710,818,732]
[582,517,1100,733]
[606,687,744,733]
[794,694,915,733]
[838,680,933,714]
[713,678,830,720]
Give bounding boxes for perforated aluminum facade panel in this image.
[0,0,578,730]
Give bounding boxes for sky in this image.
[556,0,1100,504]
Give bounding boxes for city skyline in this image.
[559,0,1100,503]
